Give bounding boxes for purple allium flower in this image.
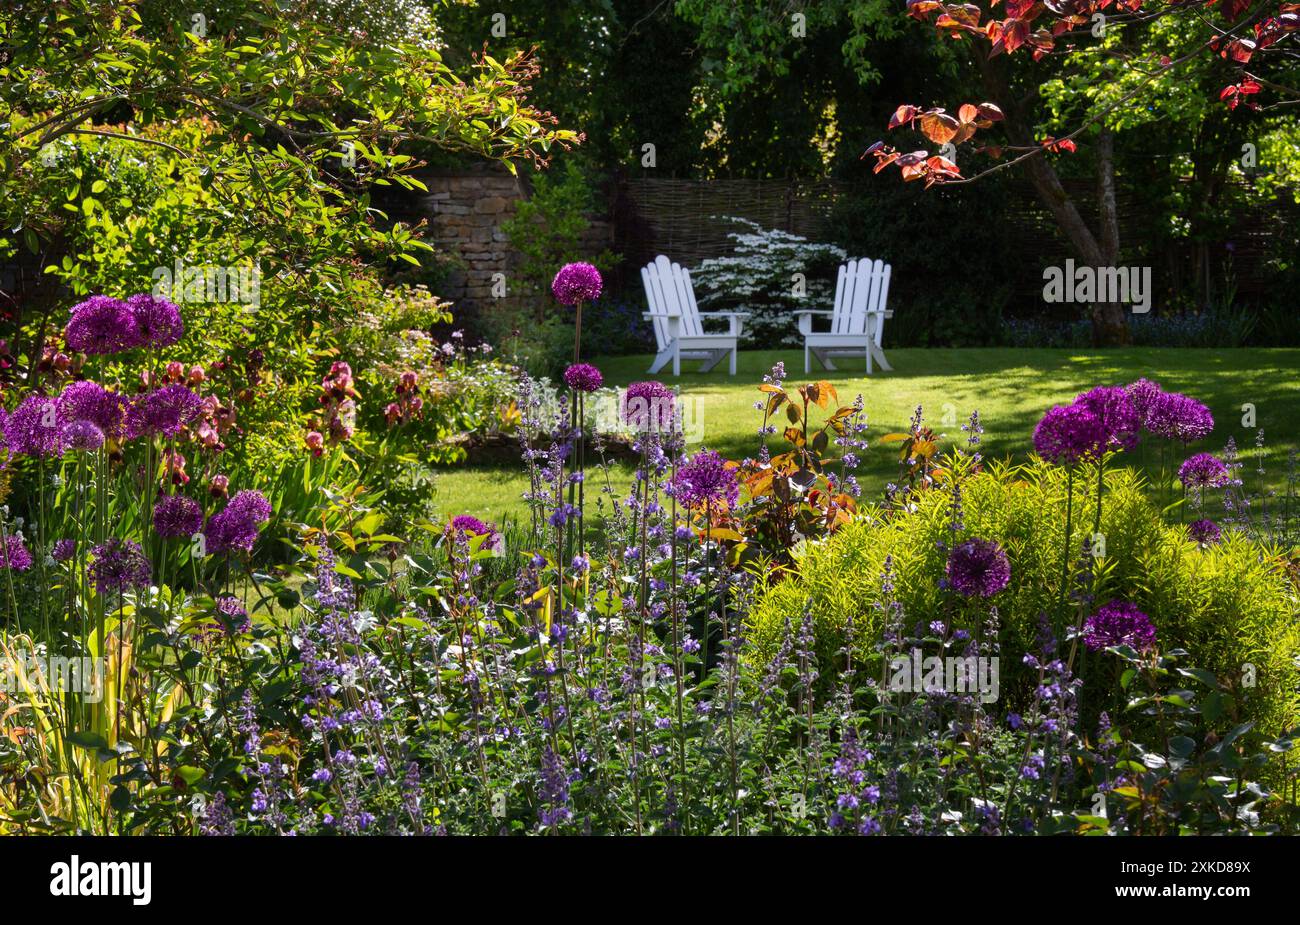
[0,534,33,571]
[1188,519,1222,545]
[1147,392,1214,444]
[945,538,1011,598]
[670,449,739,509]
[562,363,603,393]
[88,538,151,593]
[621,381,675,430]
[1082,600,1156,652]
[1178,453,1229,490]
[1074,386,1139,452]
[126,293,184,349]
[153,494,204,538]
[1125,378,1163,428]
[215,595,252,634]
[62,419,104,451]
[551,262,603,306]
[1032,403,1107,465]
[66,295,139,355]
[51,539,76,563]
[57,380,130,440]
[127,385,204,438]
[205,490,272,554]
[451,514,492,536]
[3,395,66,457]
[449,514,504,553]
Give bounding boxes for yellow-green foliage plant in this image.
[746,458,1300,737]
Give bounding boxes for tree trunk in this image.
[1093,127,1130,345]
[978,54,1130,345]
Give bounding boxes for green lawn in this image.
[432,348,1300,522]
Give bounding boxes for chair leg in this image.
[672,343,680,377]
[648,345,672,374]
[866,344,873,376]
[804,344,810,374]
[729,346,736,376]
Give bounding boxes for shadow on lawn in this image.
[598,347,1300,492]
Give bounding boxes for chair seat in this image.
[804,333,875,346]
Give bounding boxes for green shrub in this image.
[747,460,1300,735]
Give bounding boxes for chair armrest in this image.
[795,309,832,335]
[697,311,749,338]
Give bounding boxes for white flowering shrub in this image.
[691,218,847,347]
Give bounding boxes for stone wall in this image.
[389,166,615,322]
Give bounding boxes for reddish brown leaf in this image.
[926,155,962,178]
[1002,18,1030,54]
[919,110,961,144]
[1220,38,1256,63]
[888,104,919,130]
[906,0,946,18]
[1222,0,1251,20]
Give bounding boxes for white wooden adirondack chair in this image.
[795,258,894,374]
[641,255,749,376]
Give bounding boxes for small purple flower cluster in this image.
[127,384,205,438]
[1187,518,1222,544]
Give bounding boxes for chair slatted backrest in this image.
[641,263,673,352]
[643,255,705,348]
[831,258,891,343]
